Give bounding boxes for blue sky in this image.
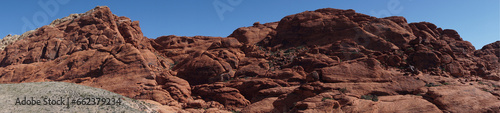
[0,0,498,49]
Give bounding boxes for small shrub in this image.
[257,45,264,51]
[284,49,295,53]
[481,88,493,93]
[231,110,240,113]
[361,95,378,102]
[442,82,450,85]
[169,61,179,70]
[267,61,275,71]
[440,66,446,72]
[425,83,442,87]
[322,97,334,101]
[296,46,305,50]
[478,82,485,85]
[270,51,277,56]
[283,53,290,56]
[224,78,234,82]
[398,66,405,69]
[338,87,347,93]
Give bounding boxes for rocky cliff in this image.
[0,6,499,112]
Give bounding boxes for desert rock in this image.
[0,7,499,112]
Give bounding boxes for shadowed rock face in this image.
[0,7,499,112]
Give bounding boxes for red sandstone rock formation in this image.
[0,6,499,112]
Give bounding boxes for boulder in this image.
[229,22,278,45]
[426,85,500,112]
[343,95,442,113]
[192,83,250,110]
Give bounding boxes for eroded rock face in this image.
[320,58,392,82]
[474,41,500,79]
[0,6,184,111]
[0,7,499,112]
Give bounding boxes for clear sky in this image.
[0,0,498,49]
